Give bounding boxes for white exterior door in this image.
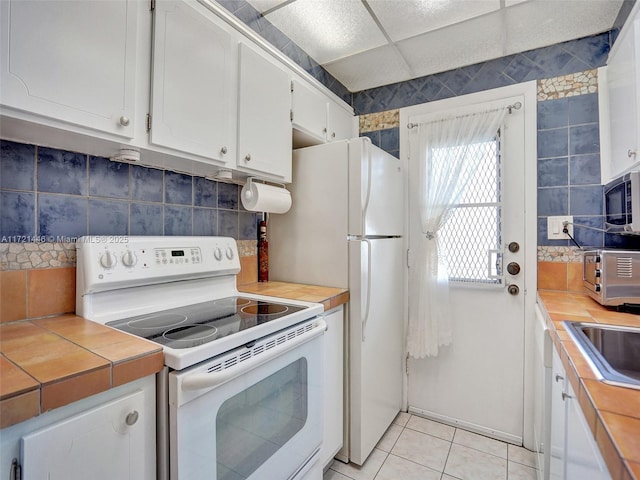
[402,84,537,445]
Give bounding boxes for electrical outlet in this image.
[547,216,574,240]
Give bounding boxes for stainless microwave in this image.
[604,171,640,233]
[583,249,640,306]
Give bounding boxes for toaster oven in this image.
[583,250,640,307]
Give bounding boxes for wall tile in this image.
[218,210,239,238]
[131,165,163,203]
[572,216,604,248]
[569,124,600,155]
[38,194,87,239]
[88,199,129,236]
[218,182,239,210]
[130,203,163,236]
[164,205,192,236]
[538,158,568,187]
[0,191,35,238]
[89,157,129,199]
[239,212,258,240]
[1,270,27,322]
[37,147,87,195]
[165,171,193,206]
[193,208,217,236]
[380,127,399,153]
[570,185,603,216]
[538,128,568,159]
[1,140,35,191]
[568,93,599,125]
[27,267,75,318]
[537,98,568,129]
[538,187,568,216]
[569,154,601,185]
[538,261,568,290]
[194,177,217,207]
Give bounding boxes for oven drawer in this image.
[168,318,325,480]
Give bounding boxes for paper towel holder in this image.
[242,177,287,202]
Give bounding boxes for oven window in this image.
[216,359,308,480]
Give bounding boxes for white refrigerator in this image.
[269,137,404,466]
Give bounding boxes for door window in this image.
[438,134,502,285]
[216,358,308,480]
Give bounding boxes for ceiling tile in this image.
[262,0,388,64]
[368,0,501,42]
[504,0,623,55]
[323,44,413,92]
[397,13,506,84]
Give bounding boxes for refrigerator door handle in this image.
[361,144,373,231]
[361,239,372,341]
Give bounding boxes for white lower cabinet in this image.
[321,306,345,469]
[0,376,156,480]
[549,347,611,480]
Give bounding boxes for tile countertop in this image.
[537,290,640,480]
[239,281,350,311]
[0,282,347,431]
[0,315,163,429]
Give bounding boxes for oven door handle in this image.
[180,318,328,392]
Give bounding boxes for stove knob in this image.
[214,247,223,261]
[122,250,137,268]
[225,247,234,260]
[100,251,117,269]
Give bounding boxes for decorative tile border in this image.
[537,246,583,263]
[1,240,258,271]
[537,69,598,101]
[359,109,400,133]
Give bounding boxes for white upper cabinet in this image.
[291,78,354,147]
[606,3,640,179]
[237,43,292,182]
[0,0,138,139]
[150,0,236,166]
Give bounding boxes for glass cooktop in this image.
[107,296,305,349]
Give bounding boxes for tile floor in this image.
[323,413,538,480]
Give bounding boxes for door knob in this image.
[507,262,521,275]
[507,284,519,295]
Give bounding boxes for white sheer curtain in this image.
[407,107,508,359]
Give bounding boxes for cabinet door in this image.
[549,348,567,480]
[21,390,146,480]
[607,15,640,178]
[150,0,236,165]
[321,306,344,468]
[565,383,611,480]
[237,43,292,182]
[327,102,355,142]
[291,79,328,142]
[0,0,138,138]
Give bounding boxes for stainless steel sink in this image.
[563,321,640,390]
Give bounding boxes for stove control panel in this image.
[76,236,241,296]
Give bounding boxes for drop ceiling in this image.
[247,0,624,92]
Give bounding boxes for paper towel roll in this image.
[241,180,292,214]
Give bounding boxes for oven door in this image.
[168,318,326,480]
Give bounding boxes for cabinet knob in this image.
[629,149,637,158]
[555,374,564,382]
[119,116,130,127]
[245,154,251,162]
[220,146,228,155]
[331,132,336,138]
[125,410,139,426]
[561,392,573,401]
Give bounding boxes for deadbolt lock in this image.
[507,262,521,275]
[508,242,520,253]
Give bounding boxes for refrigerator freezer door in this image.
[348,237,403,465]
[348,138,404,237]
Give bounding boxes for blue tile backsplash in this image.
[0,140,259,243]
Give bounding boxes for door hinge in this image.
[149,0,155,11]
[290,109,293,122]
[290,80,294,93]
[146,113,152,132]
[10,458,21,480]
[406,249,411,268]
[405,353,410,375]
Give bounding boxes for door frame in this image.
[399,81,538,449]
